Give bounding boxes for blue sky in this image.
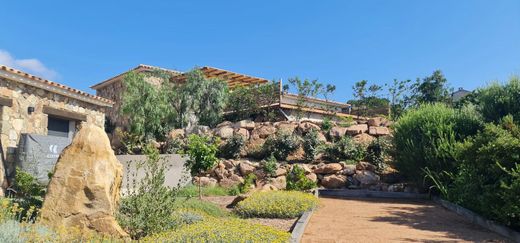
[1,0,519,101]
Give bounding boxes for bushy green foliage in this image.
[185,135,219,176]
[117,146,179,239]
[392,103,481,188]
[263,131,301,160]
[238,174,257,194]
[143,217,290,242]
[10,168,45,219]
[302,129,322,162]
[235,191,318,218]
[472,77,520,124]
[286,165,317,191]
[218,134,245,159]
[321,117,333,133]
[323,136,365,162]
[261,154,278,178]
[227,82,280,122]
[121,71,173,141]
[448,117,520,230]
[366,137,391,173]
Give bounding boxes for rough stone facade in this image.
[0,72,111,192]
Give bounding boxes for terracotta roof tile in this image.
[0,65,114,106]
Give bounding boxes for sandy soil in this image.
[302,197,511,243]
[203,196,297,232]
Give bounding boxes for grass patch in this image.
[176,184,239,197]
[172,198,229,218]
[235,191,319,218]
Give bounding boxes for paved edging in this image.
[290,190,319,243]
[433,197,520,242]
[319,189,429,199]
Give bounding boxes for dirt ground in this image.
[302,197,511,243]
[203,196,297,232]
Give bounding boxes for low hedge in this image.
[142,217,290,242]
[235,191,318,218]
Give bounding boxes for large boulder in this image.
[329,126,347,138]
[346,124,369,135]
[352,133,375,145]
[194,176,218,187]
[234,128,250,140]
[39,124,128,238]
[251,123,276,139]
[305,173,318,183]
[272,176,287,190]
[356,161,376,172]
[367,117,387,127]
[342,164,357,176]
[234,120,256,130]
[313,163,343,174]
[368,126,390,136]
[275,122,298,134]
[169,128,185,139]
[214,126,234,139]
[321,174,347,189]
[239,162,255,176]
[297,122,321,134]
[353,170,380,187]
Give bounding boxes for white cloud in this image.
[0,49,58,80]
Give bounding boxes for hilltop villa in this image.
[91,64,352,132]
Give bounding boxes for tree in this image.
[413,70,451,105]
[184,134,219,199]
[166,69,229,128]
[227,81,280,122]
[350,80,387,117]
[121,71,173,141]
[388,78,413,120]
[285,77,336,120]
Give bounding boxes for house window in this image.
[47,116,70,138]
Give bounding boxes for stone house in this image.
[0,65,113,191]
[91,64,353,133]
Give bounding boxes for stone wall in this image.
[0,77,106,179]
[176,118,409,192]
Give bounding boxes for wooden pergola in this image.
[172,66,269,89]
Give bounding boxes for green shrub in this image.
[323,136,365,162]
[448,117,520,230]
[9,168,46,220]
[263,131,301,160]
[366,137,391,173]
[218,134,245,159]
[117,146,179,239]
[261,154,278,178]
[143,217,290,242]
[392,103,481,188]
[171,198,228,218]
[184,134,219,198]
[238,174,257,194]
[472,77,520,124]
[321,117,333,133]
[286,165,317,191]
[235,191,318,218]
[302,129,322,162]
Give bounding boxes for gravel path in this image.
[302,197,511,243]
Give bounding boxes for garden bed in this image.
[203,196,298,232]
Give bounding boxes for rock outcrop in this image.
[39,124,128,238]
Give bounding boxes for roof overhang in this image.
[0,66,113,107]
[90,64,181,90]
